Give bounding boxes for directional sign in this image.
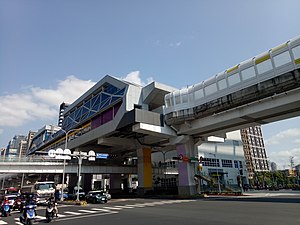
[96,153,109,159]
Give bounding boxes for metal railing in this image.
[0,155,64,163]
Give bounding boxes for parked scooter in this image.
[1,202,11,217]
[19,203,36,225]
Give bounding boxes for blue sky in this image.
[0,0,299,169]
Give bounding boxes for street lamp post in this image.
[68,150,95,201]
[60,128,84,202]
[48,149,95,202]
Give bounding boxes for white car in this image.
[105,192,111,200]
[87,190,111,200]
[4,194,17,207]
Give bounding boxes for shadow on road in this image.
[204,196,300,204]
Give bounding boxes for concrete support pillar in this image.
[137,147,152,195]
[82,174,92,192]
[109,174,122,194]
[68,174,78,188]
[176,136,197,196]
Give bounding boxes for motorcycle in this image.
[19,203,36,225]
[1,202,11,217]
[45,201,57,223]
[13,198,22,211]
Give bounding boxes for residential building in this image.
[241,126,270,180]
[6,135,27,159]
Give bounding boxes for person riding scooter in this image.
[22,194,36,219]
[1,196,11,216]
[46,194,58,217]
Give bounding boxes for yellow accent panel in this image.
[143,148,152,188]
[295,58,300,64]
[226,65,238,74]
[255,54,270,64]
[272,42,288,52]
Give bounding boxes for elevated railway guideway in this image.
[164,35,300,136]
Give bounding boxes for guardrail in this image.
[0,155,65,163]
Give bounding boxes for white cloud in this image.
[269,147,300,169]
[122,71,153,86]
[265,128,300,145]
[0,73,154,130]
[169,41,182,48]
[0,75,95,128]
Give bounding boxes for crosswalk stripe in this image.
[64,211,82,215]
[125,204,145,207]
[91,208,113,212]
[78,209,97,213]
[57,213,67,217]
[35,215,45,220]
[0,221,8,225]
[114,205,134,209]
[103,206,123,210]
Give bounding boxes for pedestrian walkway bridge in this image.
[0,157,137,174]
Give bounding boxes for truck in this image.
[21,181,56,204]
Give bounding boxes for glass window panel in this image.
[292,45,300,59]
[182,93,188,103]
[218,78,227,90]
[273,51,292,67]
[204,83,217,96]
[188,93,194,102]
[175,95,181,104]
[194,89,204,100]
[257,59,273,74]
[228,73,240,86]
[241,66,256,80]
[165,98,170,107]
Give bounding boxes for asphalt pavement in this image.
[1,190,299,225]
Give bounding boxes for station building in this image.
[29,75,249,195]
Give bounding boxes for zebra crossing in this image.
[0,199,196,224]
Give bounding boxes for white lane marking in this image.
[78,209,98,213]
[103,206,123,210]
[64,211,82,215]
[35,215,45,220]
[113,205,134,209]
[0,221,8,225]
[55,211,119,222]
[91,208,112,212]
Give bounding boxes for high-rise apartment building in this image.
[6,135,27,158]
[26,131,36,155]
[241,126,269,179]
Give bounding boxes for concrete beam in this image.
[178,88,300,136]
[132,123,177,138]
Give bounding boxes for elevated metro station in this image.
[27,35,300,196]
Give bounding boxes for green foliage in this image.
[250,171,299,189]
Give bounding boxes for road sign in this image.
[96,153,109,159]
